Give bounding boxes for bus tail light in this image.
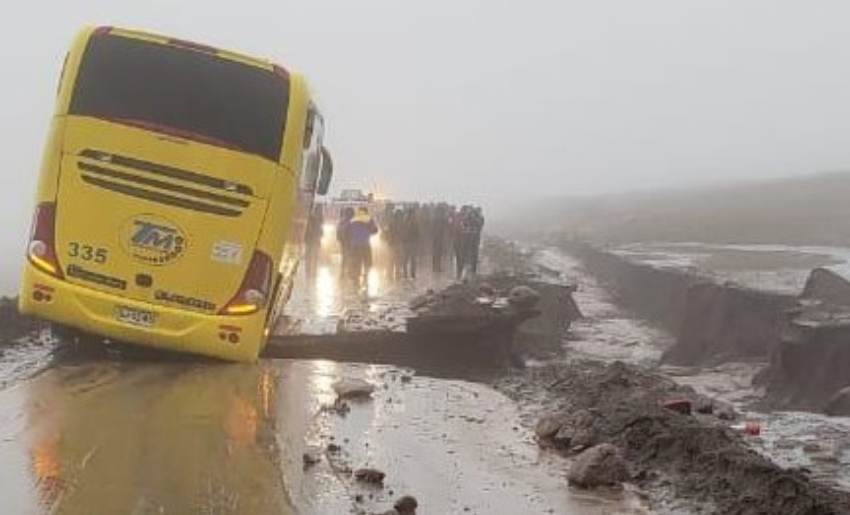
[220,251,272,316]
[27,202,63,279]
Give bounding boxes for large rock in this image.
[824,386,850,416]
[567,444,628,488]
[802,268,850,307]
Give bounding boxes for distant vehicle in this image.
[19,26,333,362]
[337,189,373,203]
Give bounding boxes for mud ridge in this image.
[495,360,850,515]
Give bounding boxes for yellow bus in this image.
[19,27,333,362]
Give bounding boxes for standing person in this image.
[431,203,448,273]
[469,206,485,275]
[387,209,405,280]
[402,207,420,279]
[336,207,354,281]
[347,207,379,287]
[304,204,324,279]
[452,206,468,279]
[417,203,432,266]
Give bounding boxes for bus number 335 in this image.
[69,242,108,264]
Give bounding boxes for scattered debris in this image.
[319,398,352,416]
[354,467,386,485]
[406,274,543,335]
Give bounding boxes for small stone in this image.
[327,443,342,453]
[568,443,629,488]
[535,415,563,440]
[394,495,418,513]
[332,378,376,399]
[354,467,386,485]
[302,451,321,468]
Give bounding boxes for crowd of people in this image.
[303,201,485,289]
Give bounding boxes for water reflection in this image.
[20,363,295,515]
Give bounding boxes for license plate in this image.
[115,306,156,327]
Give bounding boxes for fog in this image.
[4,1,850,293]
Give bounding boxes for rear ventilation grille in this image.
[76,150,253,217]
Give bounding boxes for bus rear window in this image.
[69,34,288,162]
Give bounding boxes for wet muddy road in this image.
[0,259,646,515]
[0,360,646,514]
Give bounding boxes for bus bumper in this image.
[18,264,267,363]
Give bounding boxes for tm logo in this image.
[132,221,179,251]
[122,216,187,266]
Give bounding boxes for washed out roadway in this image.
[0,262,645,515]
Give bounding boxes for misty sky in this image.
[4,1,850,292]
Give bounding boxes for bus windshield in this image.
[69,33,288,162]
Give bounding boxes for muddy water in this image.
[0,358,647,515]
[0,253,649,514]
[535,245,850,492]
[612,242,850,294]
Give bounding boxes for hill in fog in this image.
[496,171,850,246]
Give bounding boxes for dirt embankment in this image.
[665,282,796,366]
[567,243,850,415]
[565,242,795,366]
[568,243,695,332]
[758,269,850,412]
[497,360,850,515]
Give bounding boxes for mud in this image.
[0,358,648,515]
[6,237,850,513]
[665,282,795,366]
[563,242,797,367]
[496,359,850,515]
[755,269,850,413]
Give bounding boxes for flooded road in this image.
[0,358,647,514]
[0,252,649,514]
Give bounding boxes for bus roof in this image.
[95,26,293,78]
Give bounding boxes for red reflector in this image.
[27,202,63,279]
[33,284,55,292]
[220,250,273,315]
[168,38,217,54]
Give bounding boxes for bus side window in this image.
[300,109,324,192]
